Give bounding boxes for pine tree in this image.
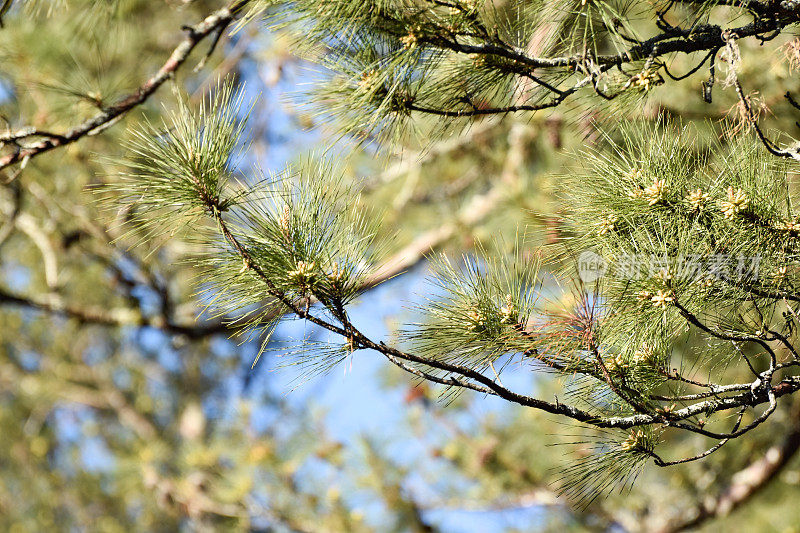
[6,1,800,530]
[106,0,800,511]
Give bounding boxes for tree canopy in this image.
[5,1,800,531]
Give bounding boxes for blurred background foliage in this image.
[2,1,800,532]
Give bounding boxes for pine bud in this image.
[636,290,653,301]
[774,265,788,283]
[632,344,655,365]
[654,269,673,283]
[605,353,628,372]
[685,188,710,211]
[467,309,486,332]
[327,261,346,285]
[356,69,380,93]
[287,260,317,289]
[620,429,647,451]
[598,213,619,235]
[719,187,749,219]
[650,289,674,308]
[629,70,663,92]
[642,179,667,206]
[400,31,418,50]
[499,294,517,325]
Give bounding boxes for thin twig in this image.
[0,0,251,171]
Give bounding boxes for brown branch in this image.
[0,286,228,338]
[407,89,576,117]
[196,193,617,425]
[197,192,800,431]
[403,8,799,120]
[235,173,511,329]
[652,408,746,467]
[657,408,800,533]
[0,0,251,171]
[12,206,797,433]
[0,0,12,28]
[730,72,800,160]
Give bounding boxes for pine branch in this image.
[199,182,605,422]
[0,0,252,172]
[0,286,230,338]
[657,408,800,532]
[106,62,800,504]
[189,193,800,433]
[404,12,795,118]
[285,0,800,153]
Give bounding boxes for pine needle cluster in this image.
[562,122,798,381]
[262,0,659,142]
[404,245,540,371]
[109,81,383,362]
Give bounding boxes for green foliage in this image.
[563,122,797,373]
[0,2,430,530]
[110,85,388,369]
[9,0,800,530]
[265,0,657,142]
[226,158,384,305]
[558,426,660,505]
[106,62,800,508]
[107,81,249,244]
[405,244,540,369]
